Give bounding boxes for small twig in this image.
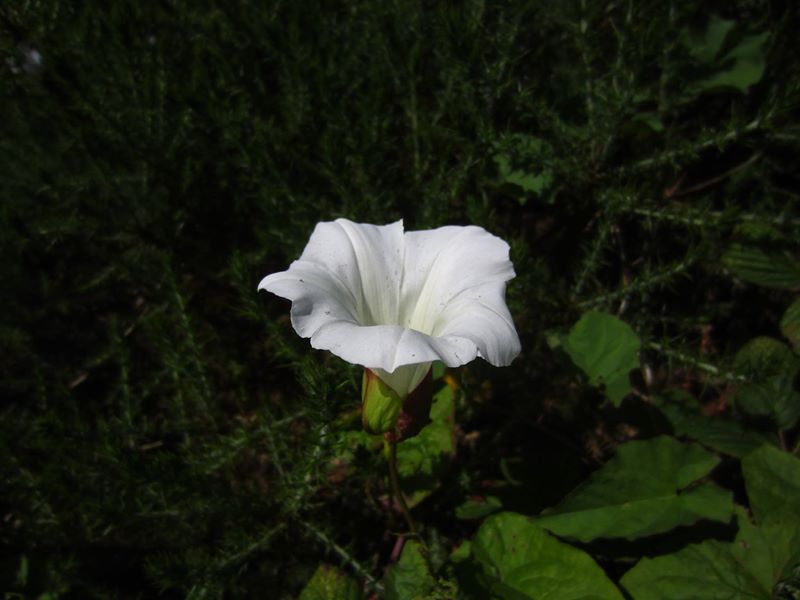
[299,519,383,593]
[577,0,595,130]
[622,116,767,175]
[572,213,612,296]
[627,205,800,228]
[647,342,744,383]
[673,152,762,197]
[578,259,693,309]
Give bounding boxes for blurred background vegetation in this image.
[1,0,799,598]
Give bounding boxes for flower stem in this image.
[386,438,420,542]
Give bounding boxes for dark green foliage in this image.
[1,0,799,597]
[562,311,641,406]
[535,436,734,542]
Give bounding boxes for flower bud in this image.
[361,367,433,441]
[361,368,403,434]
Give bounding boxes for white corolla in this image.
[259,219,520,433]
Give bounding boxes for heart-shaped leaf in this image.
[466,512,624,600]
[621,446,800,600]
[652,390,775,457]
[563,311,640,406]
[385,541,436,600]
[299,565,362,600]
[535,436,733,542]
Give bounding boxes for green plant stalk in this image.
[578,259,694,309]
[647,341,744,382]
[386,438,420,542]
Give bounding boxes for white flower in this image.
[258,219,521,398]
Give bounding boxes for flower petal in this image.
[309,320,477,373]
[400,225,520,365]
[258,218,405,341]
[373,363,432,400]
[258,261,360,338]
[435,283,521,366]
[259,220,521,386]
[295,219,404,327]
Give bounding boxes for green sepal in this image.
[361,368,403,434]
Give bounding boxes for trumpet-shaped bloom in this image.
[258,219,520,398]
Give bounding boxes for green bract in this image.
[361,368,404,435]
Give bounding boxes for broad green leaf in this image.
[735,378,800,430]
[299,565,362,600]
[396,385,456,507]
[683,16,769,94]
[652,390,775,458]
[733,337,797,378]
[621,507,800,600]
[535,436,733,542]
[731,509,778,594]
[469,512,624,600]
[694,32,769,93]
[780,298,800,351]
[740,449,800,590]
[733,338,800,429]
[723,244,800,289]
[451,541,472,565]
[621,535,768,599]
[740,447,800,590]
[733,509,800,593]
[563,311,640,406]
[742,445,800,525]
[685,15,736,64]
[428,384,454,421]
[384,541,436,600]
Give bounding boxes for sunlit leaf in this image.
[563,311,640,406]
[385,541,436,600]
[467,512,624,600]
[535,436,733,542]
[623,449,800,599]
[299,565,362,600]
